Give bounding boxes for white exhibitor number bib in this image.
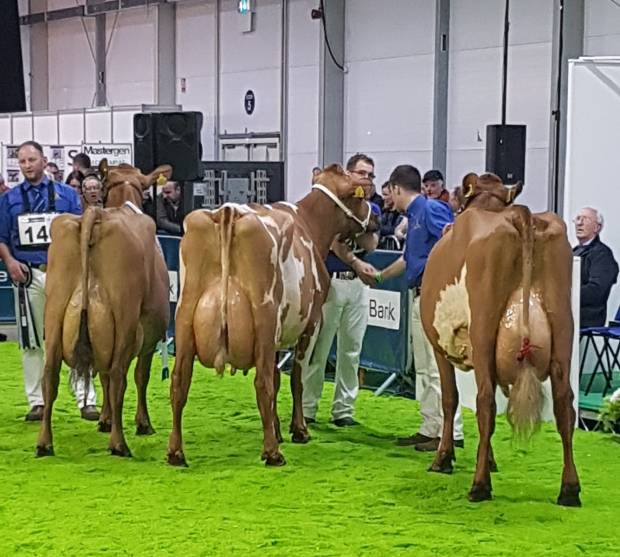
[17,213,58,248]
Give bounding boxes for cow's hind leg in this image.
[469,343,497,502]
[290,331,318,443]
[108,362,132,457]
[98,373,112,432]
[255,346,284,466]
[167,325,196,467]
[550,360,581,507]
[36,341,63,457]
[134,351,155,435]
[429,352,457,474]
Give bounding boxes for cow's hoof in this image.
[136,423,155,436]
[291,430,311,444]
[98,421,112,433]
[110,444,132,458]
[35,444,54,458]
[262,452,286,466]
[557,484,581,507]
[167,451,188,467]
[428,453,454,474]
[468,484,492,503]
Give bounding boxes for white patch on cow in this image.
[254,215,279,307]
[279,202,298,213]
[221,202,257,214]
[264,204,273,210]
[277,245,307,346]
[433,265,473,371]
[299,235,320,294]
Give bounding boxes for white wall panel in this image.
[447,0,553,202]
[33,115,58,144]
[220,69,280,133]
[112,109,135,143]
[48,18,96,110]
[288,0,320,68]
[176,1,216,159]
[220,1,281,74]
[344,1,434,179]
[85,110,112,143]
[345,0,434,61]
[12,116,33,143]
[585,34,620,56]
[47,0,84,9]
[286,153,316,203]
[346,55,434,155]
[106,8,156,106]
[0,118,11,144]
[287,65,319,157]
[585,0,620,39]
[59,113,84,145]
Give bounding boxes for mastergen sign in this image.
[81,143,133,166]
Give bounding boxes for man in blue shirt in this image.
[0,141,99,422]
[375,165,464,451]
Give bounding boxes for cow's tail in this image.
[73,206,100,378]
[507,363,543,442]
[214,205,235,373]
[508,205,542,442]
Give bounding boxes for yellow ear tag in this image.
[354,185,365,198]
[464,183,475,198]
[156,174,167,186]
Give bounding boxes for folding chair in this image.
[579,304,620,397]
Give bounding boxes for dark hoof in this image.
[98,421,112,433]
[35,444,54,458]
[291,430,311,444]
[110,444,132,458]
[167,451,188,467]
[262,452,286,466]
[468,483,492,503]
[557,484,581,507]
[428,453,454,474]
[136,423,155,436]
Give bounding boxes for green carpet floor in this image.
[0,342,618,556]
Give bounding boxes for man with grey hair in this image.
[573,207,619,328]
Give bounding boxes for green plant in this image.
[599,388,620,432]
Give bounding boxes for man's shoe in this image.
[304,416,316,424]
[332,417,360,427]
[80,405,100,421]
[396,432,435,446]
[25,405,44,422]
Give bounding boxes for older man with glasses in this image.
[573,207,619,328]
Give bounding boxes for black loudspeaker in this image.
[133,111,203,181]
[133,113,156,174]
[155,112,203,181]
[485,124,526,184]
[0,1,26,112]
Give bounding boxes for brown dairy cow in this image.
[420,173,580,506]
[36,203,170,457]
[98,159,172,209]
[167,165,375,466]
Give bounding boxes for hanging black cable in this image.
[501,0,510,125]
[319,0,345,72]
[552,0,565,212]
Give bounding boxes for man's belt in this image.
[332,270,357,280]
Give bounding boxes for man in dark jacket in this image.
[573,207,619,328]
[156,181,183,235]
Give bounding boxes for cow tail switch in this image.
[214,205,235,372]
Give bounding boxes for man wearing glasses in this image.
[573,207,618,328]
[302,154,380,427]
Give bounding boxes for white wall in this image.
[344,0,435,186]
[584,0,620,55]
[105,8,157,106]
[286,0,320,202]
[447,0,553,212]
[175,1,217,160]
